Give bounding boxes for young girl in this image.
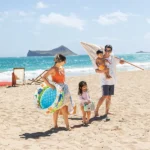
[78,81,91,125]
[42,54,75,131]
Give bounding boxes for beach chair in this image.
[29,69,48,85]
[13,68,25,85]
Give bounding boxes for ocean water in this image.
[0,53,150,81]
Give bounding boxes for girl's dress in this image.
[79,92,91,106]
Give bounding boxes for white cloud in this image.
[36,1,48,9]
[146,18,150,24]
[97,11,134,25]
[144,32,150,39]
[40,13,85,30]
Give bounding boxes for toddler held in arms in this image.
[96,50,111,79]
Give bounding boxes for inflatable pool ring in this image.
[34,81,65,113]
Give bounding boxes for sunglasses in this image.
[105,50,112,52]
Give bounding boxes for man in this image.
[95,45,124,121]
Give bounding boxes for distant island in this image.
[27,45,77,57]
[136,51,150,53]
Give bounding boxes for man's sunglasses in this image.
[105,50,112,52]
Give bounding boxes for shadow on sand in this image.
[20,127,67,139]
[68,117,82,121]
[89,114,107,123]
[20,115,109,139]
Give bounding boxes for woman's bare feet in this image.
[54,125,58,128]
[94,110,99,117]
[46,110,50,114]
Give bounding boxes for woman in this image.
[42,54,74,130]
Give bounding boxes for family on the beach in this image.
[42,45,125,131]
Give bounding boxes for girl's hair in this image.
[78,81,87,95]
[54,54,66,64]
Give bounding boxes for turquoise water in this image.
[0,55,91,71]
[0,54,150,81]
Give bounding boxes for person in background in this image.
[12,72,16,86]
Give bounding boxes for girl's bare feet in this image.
[86,120,90,124]
[66,127,72,131]
[82,122,88,126]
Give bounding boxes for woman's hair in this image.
[78,81,87,95]
[54,54,66,64]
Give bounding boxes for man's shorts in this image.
[102,85,114,96]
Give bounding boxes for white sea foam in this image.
[0,62,149,81]
[117,62,150,71]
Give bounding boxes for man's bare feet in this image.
[108,112,114,115]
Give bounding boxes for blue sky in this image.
[0,0,150,57]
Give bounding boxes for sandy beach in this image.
[0,70,150,150]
